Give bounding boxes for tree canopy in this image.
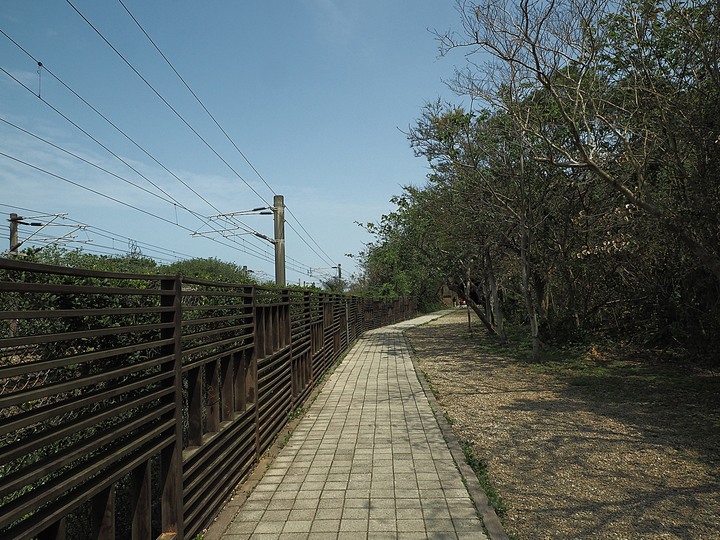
[359,0,720,359]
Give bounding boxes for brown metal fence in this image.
[0,258,415,539]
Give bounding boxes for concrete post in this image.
[9,213,19,255]
[273,195,286,286]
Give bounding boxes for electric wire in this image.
[117,0,277,199]
[0,147,312,274]
[1,18,340,279]
[65,0,272,208]
[0,122,324,275]
[0,30,178,204]
[0,145,326,276]
[0,37,284,264]
[10,232,181,264]
[4,202,232,264]
[2,200,314,277]
[0,116,183,209]
[0,151,278,265]
[0,112,273,254]
[0,65,193,213]
[78,226,193,261]
[284,211,336,267]
[116,0,338,269]
[53,5,292,257]
[2,151,197,231]
[0,28,268,243]
[68,2,340,272]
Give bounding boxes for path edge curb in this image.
[404,317,510,540]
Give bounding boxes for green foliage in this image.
[18,246,261,285]
[161,257,258,284]
[320,275,345,293]
[29,245,159,274]
[461,442,509,516]
[360,0,720,358]
[287,407,306,421]
[356,192,446,311]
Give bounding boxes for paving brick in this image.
[340,518,370,532]
[369,518,397,532]
[310,518,341,533]
[397,519,426,532]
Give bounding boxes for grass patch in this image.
[528,343,713,397]
[468,321,719,457]
[278,432,292,448]
[288,407,305,421]
[414,363,441,400]
[461,442,509,517]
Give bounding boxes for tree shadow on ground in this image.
[407,313,719,465]
[404,311,720,539]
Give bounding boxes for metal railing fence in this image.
[0,258,415,539]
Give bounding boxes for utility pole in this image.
[273,194,286,287]
[337,263,342,282]
[7,212,79,255]
[9,213,19,255]
[191,197,286,287]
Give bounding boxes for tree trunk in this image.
[485,246,507,343]
[521,228,540,361]
[465,275,473,337]
[453,283,498,336]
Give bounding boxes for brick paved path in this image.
[215,312,489,539]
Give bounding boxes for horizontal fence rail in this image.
[0,258,415,539]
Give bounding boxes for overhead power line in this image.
[65,0,272,208]
[284,208,336,267]
[0,30,284,262]
[0,29,246,230]
[0,114,273,262]
[117,0,277,198]
[1,200,315,278]
[0,151,280,266]
[116,0,338,269]
[1,12,339,278]
[1,116,180,209]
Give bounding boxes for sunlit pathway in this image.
[215,312,488,539]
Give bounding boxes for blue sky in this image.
[1,1,467,284]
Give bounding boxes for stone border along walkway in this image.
[206,311,507,540]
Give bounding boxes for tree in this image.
[358,193,446,311]
[161,257,257,284]
[409,101,594,356]
[360,0,719,354]
[441,0,720,281]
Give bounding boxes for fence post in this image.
[130,461,152,540]
[160,276,183,539]
[283,288,291,347]
[304,291,313,383]
[252,287,261,461]
[345,298,350,349]
[90,486,115,539]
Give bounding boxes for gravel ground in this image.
[405,310,720,540]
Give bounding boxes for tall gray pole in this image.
[9,213,19,256]
[273,195,286,286]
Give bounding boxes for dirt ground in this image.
[405,309,720,540]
